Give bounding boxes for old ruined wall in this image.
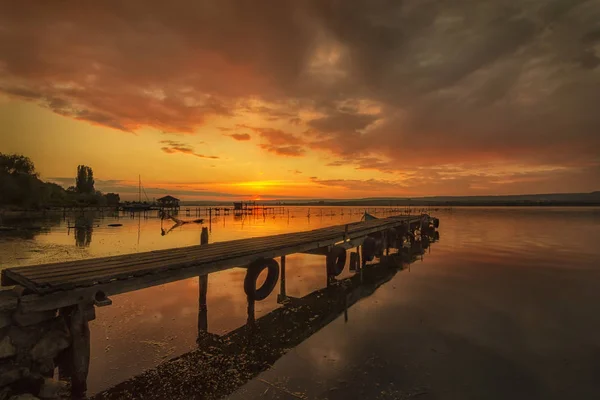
[0,286,70,400]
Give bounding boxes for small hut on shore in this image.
[157,195,180,211]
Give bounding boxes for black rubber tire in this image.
[362,237,377,262]
[327,247,347,276]
[244,258,279,301]
[407,231,416,245]
[433,218,440,228]
[387,228,398,249]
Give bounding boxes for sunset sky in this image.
[1,0,599,200]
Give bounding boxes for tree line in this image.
[0,153,120,209]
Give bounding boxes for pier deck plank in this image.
[2,216,421,296]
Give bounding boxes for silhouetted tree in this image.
[76,165,95,194]
[0,154,120,209]
[0,153,36,176]
[0,153,43,207]
[104,193,120,206]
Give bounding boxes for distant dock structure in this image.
[233,201,283,216]
[157,195,180,213]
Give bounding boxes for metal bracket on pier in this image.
[93,291,112,307]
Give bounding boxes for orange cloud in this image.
[259,144,305,157]
[236,125,307,157]
[225,133,251,141]
[159,140,219,159]
[2,0,600,196]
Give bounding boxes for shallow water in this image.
[1,206,600,399]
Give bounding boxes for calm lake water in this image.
[1,206,600,399]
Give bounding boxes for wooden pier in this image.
[0,213,438,399]
[3,215,423,300]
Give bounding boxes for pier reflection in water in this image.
[92,231,437,400]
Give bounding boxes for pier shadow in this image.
[92,237,436,400]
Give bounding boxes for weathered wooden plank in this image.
[18,222,355,279]
[36,222,395,291]
[35,219,403,287]
[28,227,346,283]
[14,219,396,282]
[24,220,397,290]
[20,234,360,309]
[12,227,316,274]
[4,216,419,296]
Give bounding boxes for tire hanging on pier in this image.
[244,258,280,301]
[362,236,377,262]
[326,247,347,276]
[422,235,430,250]
[386,228,398,249]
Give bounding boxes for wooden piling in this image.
[278,255,287,303]
[64,303,91,398]
[198,227,209,335]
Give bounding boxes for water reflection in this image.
[93,231,437,400]
[3,207,599,399]
[74,227,92,247]
[70,215,96,247]
[0,213,60,240]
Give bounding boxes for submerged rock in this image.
[38,378,66,399]
[30,318,70,362]
[30,330,70,362]
[8,394,40,400]
[0,336,16,359]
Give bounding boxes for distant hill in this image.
[298,192,600,206]
[180,192,600,207]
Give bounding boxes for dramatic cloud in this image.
[2,0,600,194]
[258,144,305,157]
[159,140,219,159]
[310,177,408,192]
[225,133,251,141]
[237,125,307,156]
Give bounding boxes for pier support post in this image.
[277,255,287,303]
[349,251,359,272]
[198,275,208,335]
[59,303,92,398]
[246,297,256,330]
[198,228,209,336]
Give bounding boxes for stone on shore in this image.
[0,337,16,359]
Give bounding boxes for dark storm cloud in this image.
[307,111,379,134]
[1,0,599,191]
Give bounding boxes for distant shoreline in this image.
[273,201,600,207]
[1,201,599,219]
